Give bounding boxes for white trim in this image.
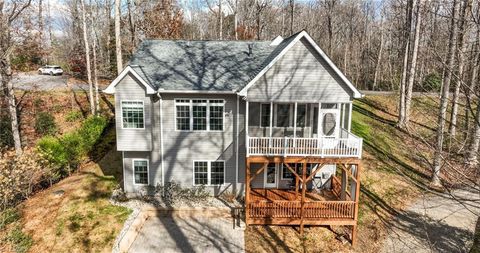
[159,95,165,186]
[174,98,225,132]
[238,31,363,99]
[235,95,239,184]
[348,102,353,132]
[122,151,126,190]
[192,160,226,186]
[104,65,156,94]
[246,100,249,157]
[120,100,145,129]
[159,90,237,94]
[132,159,150,186]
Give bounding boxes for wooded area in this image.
[1,0,479,188]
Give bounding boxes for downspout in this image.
[236,94,239,185]
[157,91,165,187]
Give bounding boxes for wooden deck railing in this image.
[247,129,363,158]
[248,200,355,219]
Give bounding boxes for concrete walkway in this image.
[382,189,480,253]
[129,213,244,253]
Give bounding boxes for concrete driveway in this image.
[129,213,244,253]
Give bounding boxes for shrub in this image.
[60,132,83,168]
[6,225,33,253]
[65,110,83,122]
[35,112,57,136]
[422,72,442,92]
[0,115,13,148]
[0,150,51,210]
[78,116,107,152]
[157,181,210,205]
[36,136,69,178]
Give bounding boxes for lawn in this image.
[0,146,130,253]
[245,95,438,252]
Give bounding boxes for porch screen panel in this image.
[276,104,291,127]
[296,104,307,127]
[260,104,270,127]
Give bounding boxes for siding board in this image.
[247,38,353,102]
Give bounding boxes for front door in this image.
[311,104,340,138]
[264,163,277,188]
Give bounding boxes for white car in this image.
[38,65,64,76]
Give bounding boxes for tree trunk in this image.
[397,0,414,129]
[373,20,384,91]
[92,31,100,114]
[0,58,22,155]
[465,37,479,137]
[80,0,95,115]
[127,0,136,51]
[449,0,470,138]
[289,0,294,35]
[466,97,480,166]
[218,0,223,40]
[114,0,122,74]
[404,0,423,126]
[433,0,459,186]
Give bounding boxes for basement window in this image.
[133,159,149,185]
[193,161,225,186]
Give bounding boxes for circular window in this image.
[322,113,336,136]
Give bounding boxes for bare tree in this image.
[433,0,459,186]
[80,0,95,115]
[115,0,122,74]
[449,0,470,137]
[0,0,32,156]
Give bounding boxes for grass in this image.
[245,95,436,252]
[0,134,131,253]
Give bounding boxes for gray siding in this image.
[123,151,161,193]
[115,73,153,151]
[247,37,352,103]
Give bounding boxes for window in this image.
[194,161,208,185]
[192,100,207,130]
[276,104,291,127]
[122,101,144,128]
[133,160,149,185]
[209,100,224,131]
[175,99,224,131]
[260,104,271,127]
[210,161,225,185]
[296,104,307,127]
[281,164,294,179]
[193,161,225,185]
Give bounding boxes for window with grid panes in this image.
[210,161,225,185]
[194,161,208,185]
[122,101,144,128]
[176,100,190,130]
[192,100,207,130]
[133,160,148,184]
[209,100,224,131]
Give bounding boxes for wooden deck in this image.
[250,188,338,202]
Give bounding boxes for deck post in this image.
[293,102,297,147]
[245,159,251,225]
[246,100,249,157]
[352,162,361,246]
[300,161,307,235]
[269,101,273,151]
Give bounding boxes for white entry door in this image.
[264,163,277,188]
[311,104,340,138]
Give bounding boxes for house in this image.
[104,30,364,245]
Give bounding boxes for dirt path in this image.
[382,189,480,253]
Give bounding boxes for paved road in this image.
[129,213,244,253]
[382,189,480,253]
[11,73,90,91]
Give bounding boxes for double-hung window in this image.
[175,99,224,131]
[122,101,144,128]
[193,161,225,185]
[133,159,149,185]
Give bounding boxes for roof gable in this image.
[104,66,156,94]
[238,31,362,99]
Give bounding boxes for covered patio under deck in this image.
[245,157,362,246]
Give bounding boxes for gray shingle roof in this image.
[127,38,290,91]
